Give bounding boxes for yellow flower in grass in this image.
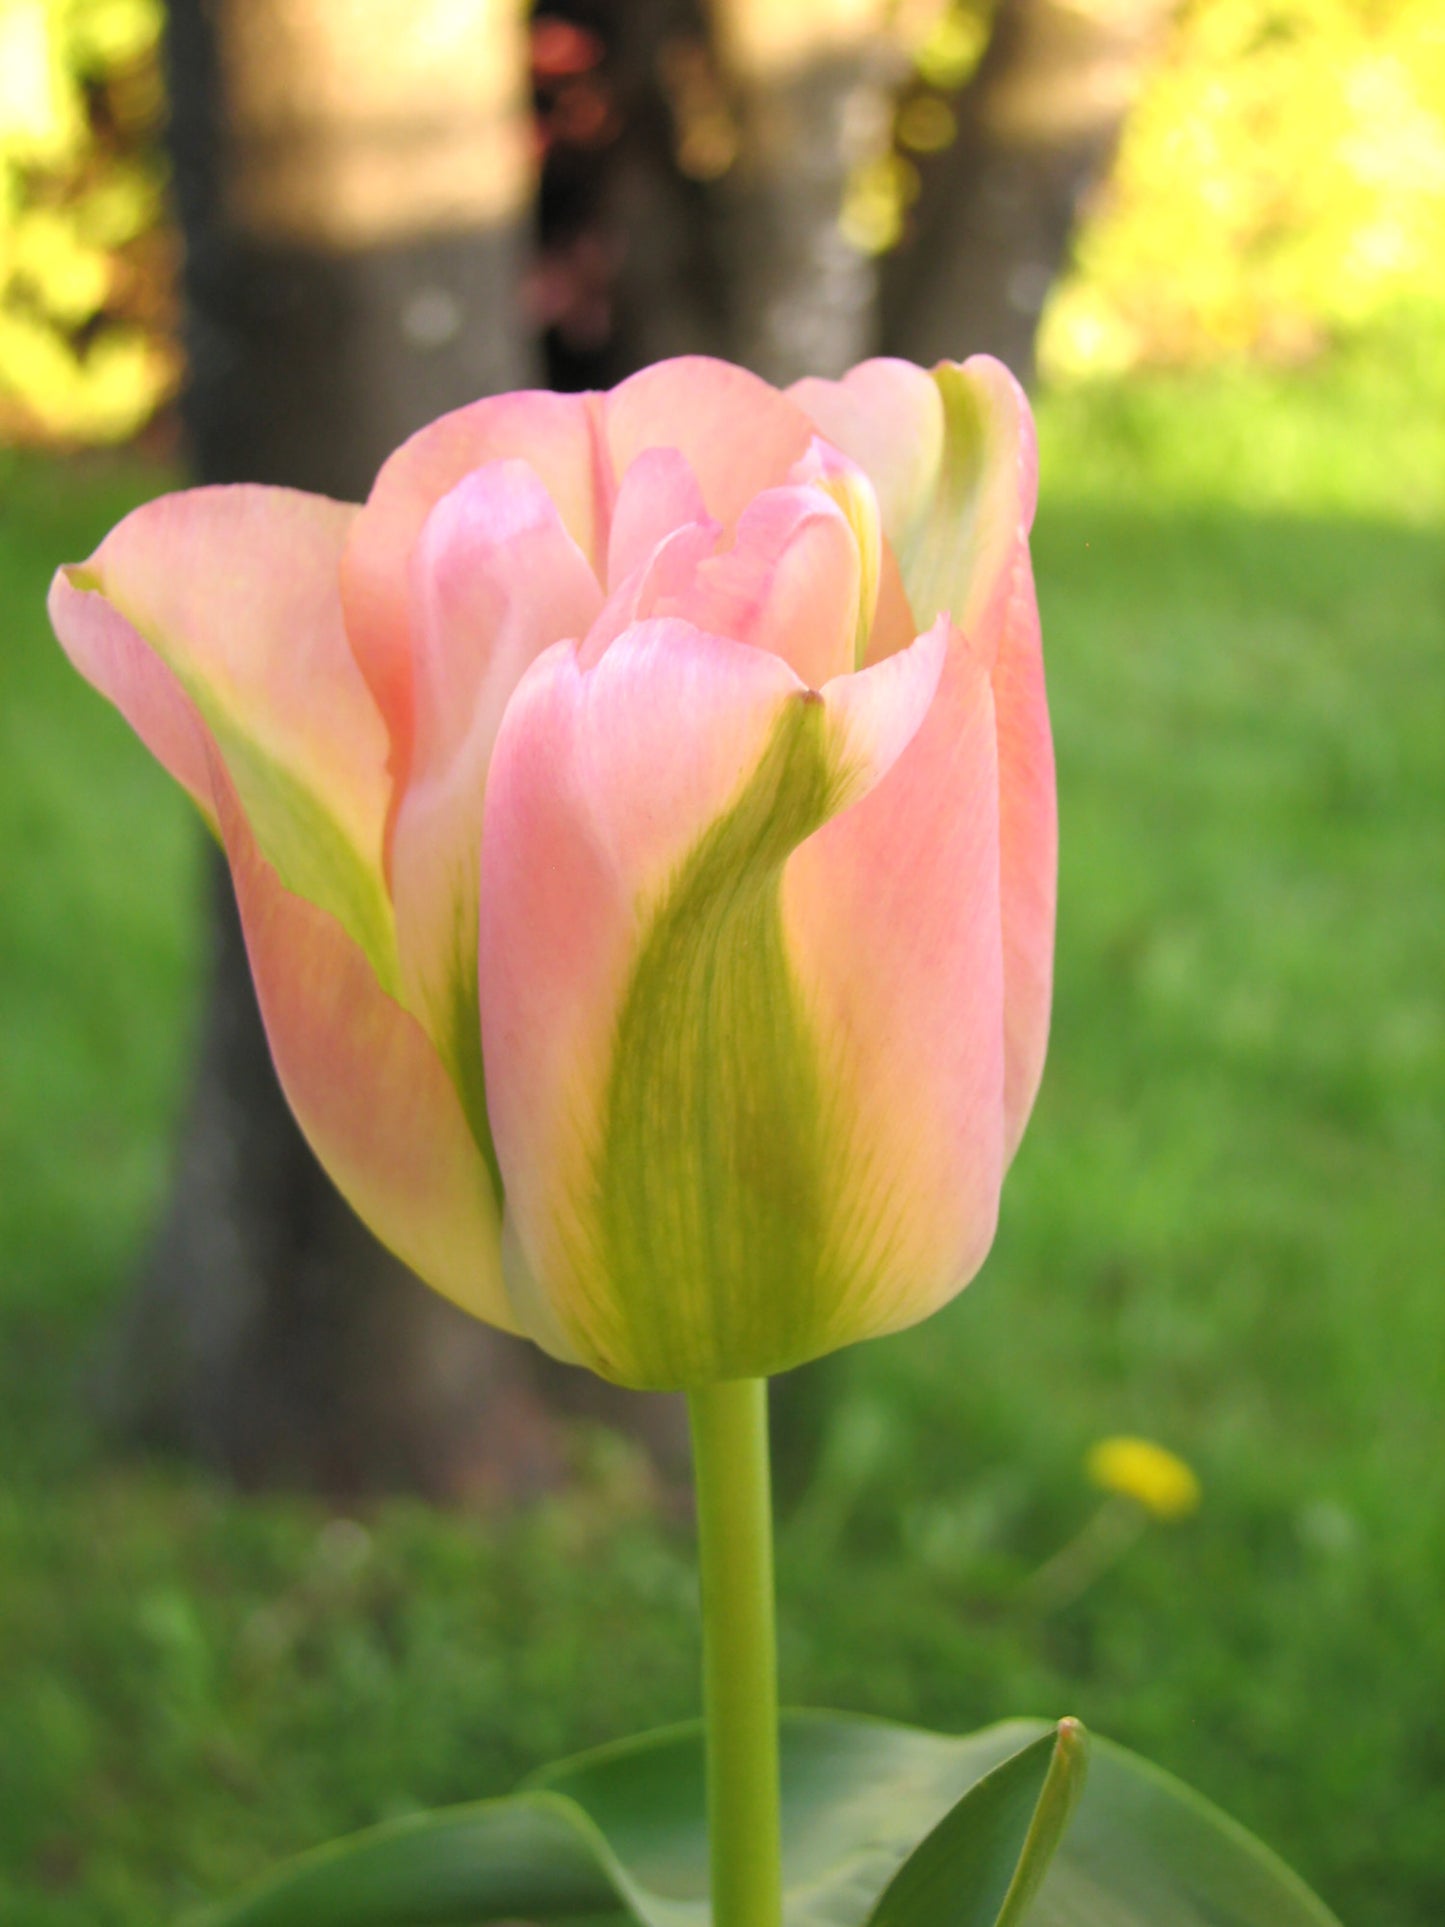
[1086,1437,1201,1522]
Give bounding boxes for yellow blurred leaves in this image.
[1039,0,1445,377]
[1,0,176,444]
[840,152,922,253]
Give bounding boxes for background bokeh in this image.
[2,2,1443,1923]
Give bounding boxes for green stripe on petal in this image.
[433,900,504,1200]
[594,695,861,1387]
[897,364,992,633]
[60,488,404,1001]
[201,716,402,999]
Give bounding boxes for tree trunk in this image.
[881,0,1174,383]
[98,0,688,1497]
[705,0,896,384]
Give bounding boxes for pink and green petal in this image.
[389,459,603,1157]
[992,537,1055,1156]
[212,756,514,1330]
[48,563,217,828]
[790,358,945,562]
[790,354,1036,646]
[480,621,843,1386]
[795,354,1055,1151]
[921,361,1054,1152]
[52,485,399,991]
[787,437,886,668]
[341,388,606,795]
[479,616,954,1388]
[784,626,1007,1347]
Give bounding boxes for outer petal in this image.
[791,360,945,567]
[341,388,606,799]
[390,460,603,1157]
[989,515,1055,1155]
[604,356,815,530]
[50,486,399,990]
[479,622,809,1384]
[790,355,1032,645]
[47,560,216,827]
[478,618,946,1387]
[793,354,1055,1153]
[785,626,1007,1347]
[212,756,513,1329]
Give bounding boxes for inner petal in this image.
[652,484,862,689]
[606,445,711,590]
[787,436,916,667]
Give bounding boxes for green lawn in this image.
[2,318,1443,1926]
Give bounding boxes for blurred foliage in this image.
[1040,0,1445,376]
[0,0,178,446]
[10,0,1445,444]
[840,0,992,255]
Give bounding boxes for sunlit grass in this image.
[1,323,1441,1925]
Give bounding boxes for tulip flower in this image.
[49,352,1054,1392]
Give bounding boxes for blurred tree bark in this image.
[98,0,686,1497]
[882,0,1174,382]
[103,0,1166,1498]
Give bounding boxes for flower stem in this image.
[687,1377,783,1927]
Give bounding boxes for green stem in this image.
[688,1377,783,1927]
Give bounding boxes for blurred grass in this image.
[2,318,1443,1926]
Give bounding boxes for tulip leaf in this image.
[192,1712,1342,1927]
[186,1792,621,1925]
[865,1719,1087,1926]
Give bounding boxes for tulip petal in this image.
[579,518,723,667]
[211,755,513,1329]
[341,388,605,796]
[794,355,1055,1152]
[820,615,949,797]
[931,359,1054,1153]
[784,626,1007,1343]
[51,486,399,991]
[788,437,886,667]
[604,356,815,530]
[791,355,1034,640]
[790,358,945,567]
[653,484,862,687]
[48,561,216,827]
[990,520,1055,1156]
[605,445,710,587]
[390,460,603,1159]
[482,619,891,1386]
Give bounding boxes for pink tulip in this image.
[49,353,1054,1389]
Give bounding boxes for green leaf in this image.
[528,1710,1048,1926]
[866,1719,1088,1926]
[1032,1733,1346,1927]
[188,1794,620,1925]
[193,1712,1343,1927]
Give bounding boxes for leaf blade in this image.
[865,1721,1088,1927]
[189,1791,624,1927]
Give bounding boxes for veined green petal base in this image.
[191,1711,1341,1927]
